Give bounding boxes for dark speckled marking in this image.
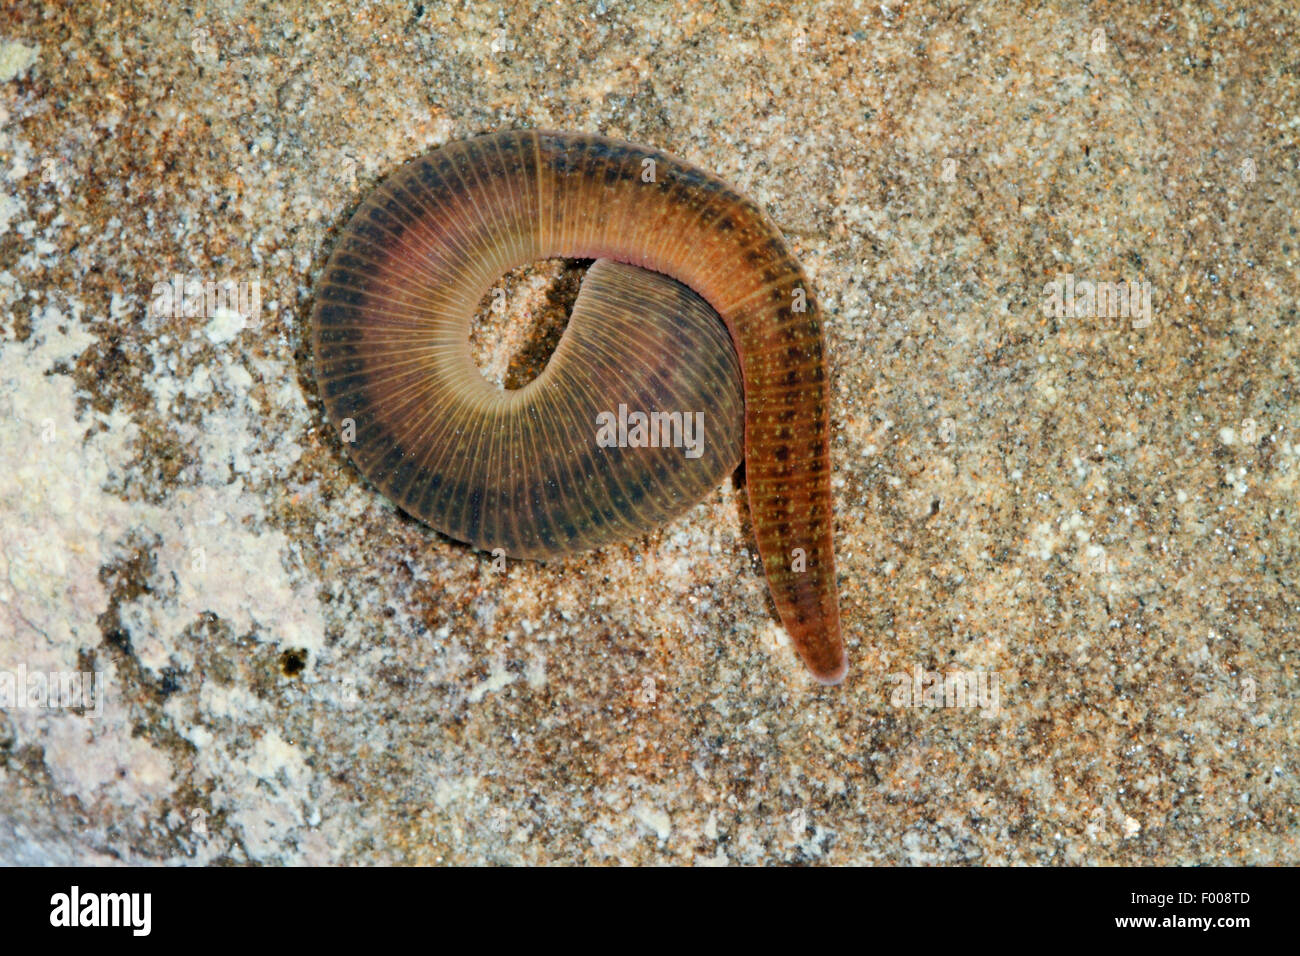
[312,129,845,684]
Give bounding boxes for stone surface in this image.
[0,2,1296,864]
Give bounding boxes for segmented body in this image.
[312,130,845,682]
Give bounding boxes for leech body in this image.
[312,130,846,683]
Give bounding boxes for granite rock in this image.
[0,1,1296,864]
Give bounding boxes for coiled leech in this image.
[312,130,845,683]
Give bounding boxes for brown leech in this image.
[312,130,845,683]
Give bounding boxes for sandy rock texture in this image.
[0,1,1296,864]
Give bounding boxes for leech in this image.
[312,130,845,683]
